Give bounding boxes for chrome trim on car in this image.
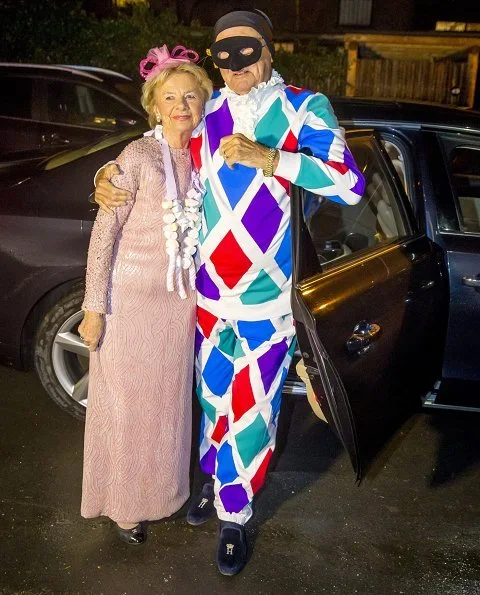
[340,118,480,136]
[439,230,480,238]
[423,392,480,413]
[0,62,105,82]
[282,379,308,397]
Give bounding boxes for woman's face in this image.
[154,72,204,135]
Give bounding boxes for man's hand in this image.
[219,134,279,172]
[95,163,132,214]
[78,311,104,352]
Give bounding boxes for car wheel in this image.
[32,285,306,421]
[34,284,89,421]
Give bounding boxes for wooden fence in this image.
[341,35,480,108]
[356,58,468,106]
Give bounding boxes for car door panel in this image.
[425,133,480,387]
[38,120,108,149]
[293,237,444,474]
[440,235,480,382]
[291,131,446,477]
[0,116,45,155]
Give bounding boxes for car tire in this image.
[34,284,89,421]
[32,286,305,422]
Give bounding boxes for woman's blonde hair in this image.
[141,63,213,128]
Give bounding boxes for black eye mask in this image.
[208,36,266,71]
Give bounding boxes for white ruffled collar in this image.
[218,70,284,139]
[220,69,284,100]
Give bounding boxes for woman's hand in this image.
[219,133,279,171]
[78,311,104,352]
[95,163,132,214]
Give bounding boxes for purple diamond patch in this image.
[196,264,220,300]
[219,483,249,513]
[258,338,289,394]
[205,100,234,157]
[200,444,217,476]
[241,185,283,253]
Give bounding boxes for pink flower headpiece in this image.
[139,45,199,80]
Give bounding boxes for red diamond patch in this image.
[190,135,202,171]
[232,365,256,422]
[282,129,298,153]
[197,306,218,339]
[251,448,273,494]
[211,415,229,444]
[325,160,349,174]
[210,231,252,289]
[286,85,307,95]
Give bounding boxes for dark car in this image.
[0,63,147,158]
[1,98,479,478]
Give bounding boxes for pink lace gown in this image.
[81,136,196,524]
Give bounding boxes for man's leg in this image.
[216,314,296,523]
[187,307,236,525]
[214,314,296,575]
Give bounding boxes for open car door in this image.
[291,131,447,479]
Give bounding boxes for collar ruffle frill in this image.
[219,69,284,139]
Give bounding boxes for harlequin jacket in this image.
[190,70,366,321]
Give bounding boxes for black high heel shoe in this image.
[116,522,147,546]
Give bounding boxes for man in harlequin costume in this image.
[185,9,365,576]
[94,9,365,577]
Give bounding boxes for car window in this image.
[0,76,32,118]
[113,81,142,110]
[46,81,137,130]
[303,134,409,265]
[381,138,409,199]
[43,124,147,171]
[448,147,480,234]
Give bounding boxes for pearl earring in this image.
[156,114,161,123]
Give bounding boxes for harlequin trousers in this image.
[195,306,297,524]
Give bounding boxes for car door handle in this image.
[41,133,70,145]
[346,321,381,355]
[406,251,427,264]
[462,276,480,287]
[420,280,435,290]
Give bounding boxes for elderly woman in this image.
[78,46,213,545]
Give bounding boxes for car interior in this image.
[449,146,480,233]
[303,136,409,266]
[46,81,137,130]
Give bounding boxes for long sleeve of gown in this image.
[82,141,140,313]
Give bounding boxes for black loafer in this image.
[186,482,216,526]
[116,522,147,546]
[216,521,248,576]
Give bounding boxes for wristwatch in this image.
[263,147,278,177]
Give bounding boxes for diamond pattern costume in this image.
[190,71,365,524]
[196,311,296,523]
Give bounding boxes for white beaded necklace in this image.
[153,125,202,299]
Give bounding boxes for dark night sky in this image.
[414,0,480,29]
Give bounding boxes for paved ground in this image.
[0,365,479,595]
